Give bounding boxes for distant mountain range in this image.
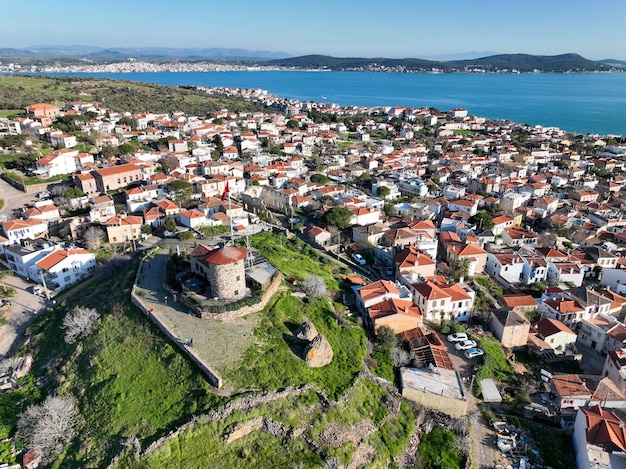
[0,45,291,61]
[267,53,620,73]
[0,46,623,73]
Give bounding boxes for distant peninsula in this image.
[0,46,622,74]
[267,53,619,73]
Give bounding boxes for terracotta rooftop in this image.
[203,246,247,265]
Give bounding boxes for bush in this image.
[62,306,100,344]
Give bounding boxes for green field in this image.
[0,74,268,116]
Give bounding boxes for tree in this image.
[17,395,81,462]
[164,216,176,233]
[538,232,557,248]
[116,116,138,130]
[468,211,494,230]
[324,206,353,230]
[375,325,396,348]
[286,119,299,129]
[377,185,391,199]
[83,226,104,251]
[117,143,135,155]
[64,186,85,199]
[62,306,100,344]
[301,275,328,299]
[310,173,329,185]
[169,180,193,200]
[452,258,471,281]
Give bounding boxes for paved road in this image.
[0,176,33,218]
[0,274,45,358]
[440,332,505,469]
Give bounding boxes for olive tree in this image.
[301,275,328,299]
[17,395,81,461]
[62,306,100,344]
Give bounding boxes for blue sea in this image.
[43,71,626,136]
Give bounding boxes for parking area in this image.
[0,273,46,358]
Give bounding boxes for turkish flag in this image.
[221,181,230,201]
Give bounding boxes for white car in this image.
[455,339,477,351]
[351,253,366,265]
[465,348,485,359]
[447,332,468,343]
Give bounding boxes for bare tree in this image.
[390,346,411,367]
[62,306,100,344]
[83,226,104,251]
[17,395,81,461]
[301,275,328,299]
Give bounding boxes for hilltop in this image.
[268,52,615,73]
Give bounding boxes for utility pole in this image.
[39,269,50,300]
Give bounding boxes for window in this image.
[64,276,71,282]
[236,276,241,281]
[234,290,239,296]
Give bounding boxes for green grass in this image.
[475,335,515,393]
[14,257,224,468]
[416,426,466,469]
[226,293,365,400]
[0,109,22,118]
[0,199,4,210]
[3,170,70,185]
[249,231,348,290]
[115,378,417,468]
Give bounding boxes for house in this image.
[34,148,82,177]
[25,102,60,126]
[93,163,143,193]
[502,226,539,247]
[579,314,626,354]
[499,294,538,314]
[395,245,436,283]
[356,280,401,315]
[104,214,143,244]
[74,172,99,196]
[539,297,587,329]
[550,374,592,410]
[88,195,116,223]
[448,199,478,216]
[410,278,474,323]
[35,247,96,291]
[572,405,626,469]
[1,218,48,247]
[490,309,531,350]
[445,242,488,276]
[179,209,209,229]
[485,252,525,287]
[533,318,577,351]
[352,223,388,246]
[306,226,332,247]
[3,238,59,280]
[366,297,422,334]
[491,214,516,236]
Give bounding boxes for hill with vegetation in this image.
[0,75,269,117]
[268,52,615,72]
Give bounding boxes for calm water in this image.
[44,71,626,136]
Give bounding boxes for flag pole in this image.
[228,184,234,246]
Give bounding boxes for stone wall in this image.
[207,260,246,300]
[198,273,282,320]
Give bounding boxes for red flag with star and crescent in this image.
[221,181,230,201]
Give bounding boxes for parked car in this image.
[455,339,477,351]
[464,348,485,359]
[447,332,468,343]
[36,191,51,199]
[351,253,366,265]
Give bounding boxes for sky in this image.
[2,0,626,60]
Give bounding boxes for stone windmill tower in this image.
[202,246,247,300]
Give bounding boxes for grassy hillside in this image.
[0,74,269,117]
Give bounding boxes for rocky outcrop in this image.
[304,334,333,368]
[295,320,318,342]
